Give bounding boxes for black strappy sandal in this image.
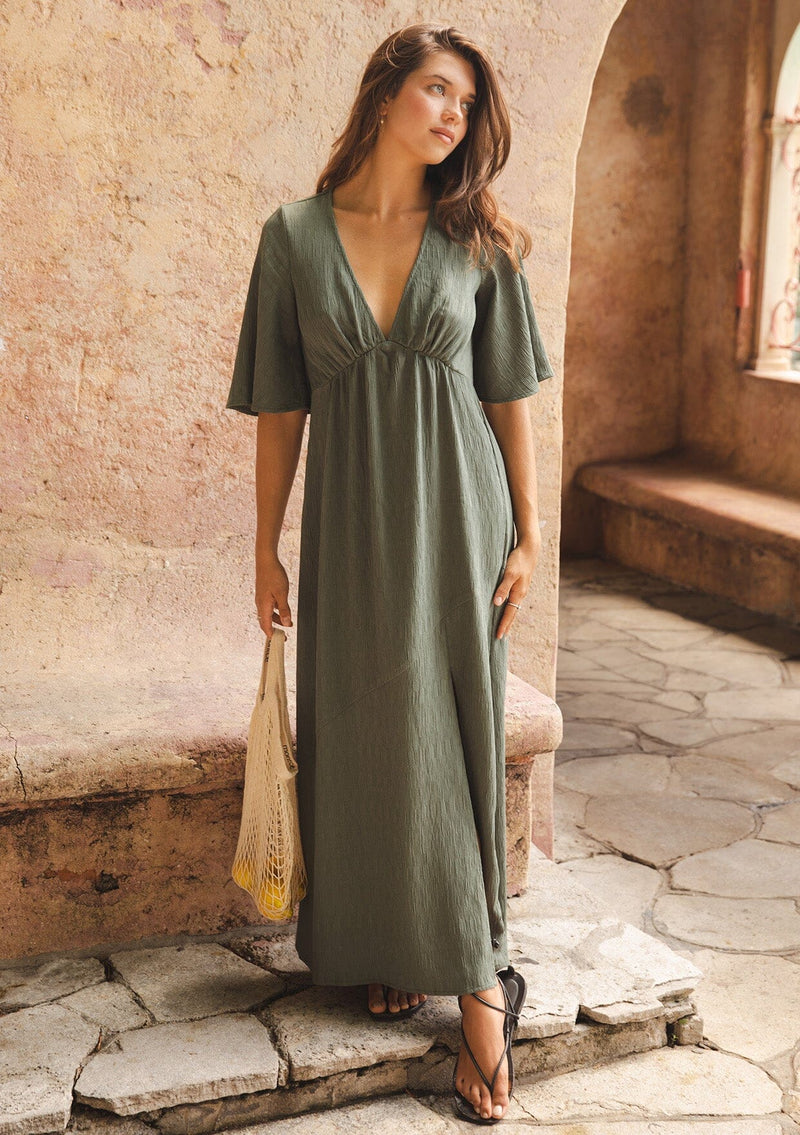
[452,965,527,1124]
[366,984,427,1021]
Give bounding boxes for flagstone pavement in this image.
[548,555,800,1133]
[3,555,800,1133]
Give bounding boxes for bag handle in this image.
[258,626,298,779]
[258,626,286,702]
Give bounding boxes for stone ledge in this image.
[576,451,800,623]
[0,663,562,959]
[0,671,561,812]
[577,451,800,560]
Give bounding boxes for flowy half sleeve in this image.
[225,206,311,415]
[471,243,555,403]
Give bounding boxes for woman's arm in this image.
[481,397,541,639]
[255,409,307,638]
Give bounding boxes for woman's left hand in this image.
[492,533,541,640]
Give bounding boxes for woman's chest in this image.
[283,197,482,373]
[331,207,430,340]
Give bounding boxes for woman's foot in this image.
[454,977,510,1121]
[367,983,428,1015]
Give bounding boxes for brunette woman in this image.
[226,22,554,1124]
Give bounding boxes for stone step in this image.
[576,450,800,625]
[0,853,703,1135]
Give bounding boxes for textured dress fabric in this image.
[226,188,554,995]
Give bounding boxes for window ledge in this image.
[743,367,800,385]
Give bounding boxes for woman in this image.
[226,22,554,1125]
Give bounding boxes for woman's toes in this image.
[457,1066,483,1116]
[491,1089,508,1118]
[470,1082,484,1115]
[369,985,426,1015]
[481,1085,495,1120]
[368,984,386,1013]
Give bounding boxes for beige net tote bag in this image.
[231,626,308,922]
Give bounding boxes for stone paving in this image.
[3,554,800,1133]
[551,555,800,1132]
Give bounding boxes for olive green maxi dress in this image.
[226,188,554,996]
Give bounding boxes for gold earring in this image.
[379,114,385,127]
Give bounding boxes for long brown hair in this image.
[315,23,531,272]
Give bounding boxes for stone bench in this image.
[576,450,800,625]
[0,658,561,962]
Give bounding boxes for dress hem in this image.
[293,935,510,997]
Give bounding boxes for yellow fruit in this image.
[233,857,304,920]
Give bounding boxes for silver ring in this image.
[507,602,521,610]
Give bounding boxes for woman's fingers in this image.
[273,598,293,629]
[259,603,276,638]
[493,574,524,639]
[494,587,524,640]
[493,550,533,640]
[258,596,292,638]
[256,558,293,638]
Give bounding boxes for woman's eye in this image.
[430,83,473,113]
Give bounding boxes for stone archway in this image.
[560,0,693,555]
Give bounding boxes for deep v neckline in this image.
[325,187,433,342]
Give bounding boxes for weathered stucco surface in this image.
[682,0,800,494]
[2,0,626,700]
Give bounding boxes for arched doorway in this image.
[560,0,693,555]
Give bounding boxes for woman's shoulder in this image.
[273,190,328,224]
[259,191,328,249]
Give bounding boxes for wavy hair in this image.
[314,23,531,272]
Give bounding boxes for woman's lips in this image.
[430,129,454,144]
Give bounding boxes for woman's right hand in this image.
[256,553,293,639]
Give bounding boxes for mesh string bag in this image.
[231,626,307,921]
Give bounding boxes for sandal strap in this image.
[462,982,521,1024]
[470,992,520,1022]
[458,1016,512,1096]
[456,980,516,1096]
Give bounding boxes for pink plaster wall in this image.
[679,1,757,469]
[1,0,628,708]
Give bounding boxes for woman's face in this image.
[381,50,477,162]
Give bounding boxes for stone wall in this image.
[561,0,693,552]
[2,0,626,708]
[563,0,800,553]
[681,0,800,496]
